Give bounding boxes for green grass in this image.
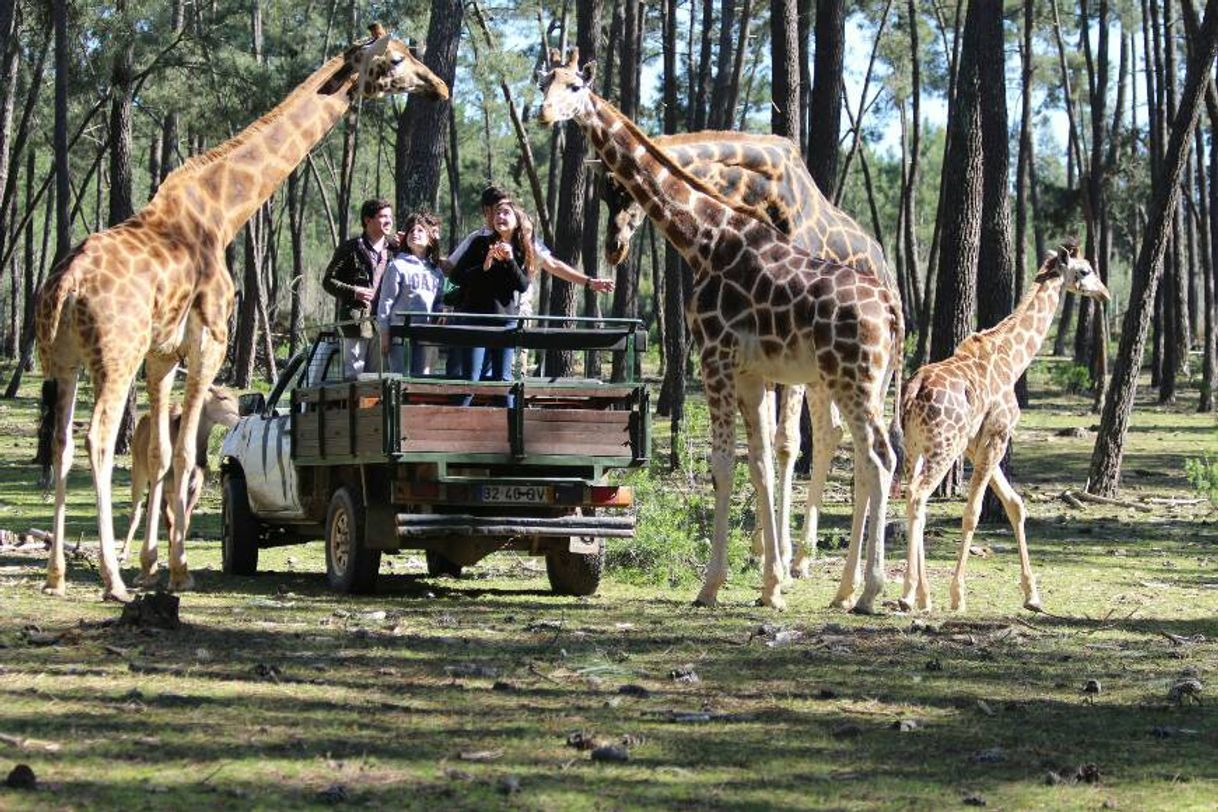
[0,359,1216,810]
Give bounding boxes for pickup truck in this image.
[219,314,650,596]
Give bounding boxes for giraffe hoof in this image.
[168,572,196,593]
[103,586,133,604]
[755,594,787,611]
[691,597,718,608]
[897,598,914,613]
[849,601,879,616]
[1023,599,1043,613]
[41,580,67,597]
[135,569,160,589]
[790,560,811,580]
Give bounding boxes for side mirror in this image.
[238,392,266,417]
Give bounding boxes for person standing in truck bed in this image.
[376,210,445,375]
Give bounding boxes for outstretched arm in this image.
[541,253,615,293]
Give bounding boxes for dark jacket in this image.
[449,234,531,317]
[322,235,395,337]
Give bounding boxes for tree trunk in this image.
[610,0,642,383]
[1013,0,1035,407]
[287,169,306,357]
[1088,0,1218,496]
[929,0,987,496]
[770,0,801,142]
[233,224,259,388]
[397,0,463,213]
[974,0,1015,523]
[108,6,137,456]
[903,0,924,326]
[807,0,844,190]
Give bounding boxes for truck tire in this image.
[221,474,260,575]
[426,551,463,578]
[546,543,605,596]
[325,486,381,594]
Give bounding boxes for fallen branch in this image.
[1059,491,1085,509]
[1142,496,1206,506]
[1066,489,1153,513]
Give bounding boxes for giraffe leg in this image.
[166,329,225,592]
[750,385,777,559]
[739,375,785,609]
[694,361,737,608]
[853,413,896,615]
[830,466,868,610]
[794,392,842,579]
[772,384,804,578]
[119,468,146,565]
[42,375,79,597]
[986,461,1041,611]
[137,357,177,586]
[898,450,956,612]
[85,376,137,603]
[950,446,998,613]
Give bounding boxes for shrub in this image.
[1050,362,1092,394]
[1185,456,1218,507]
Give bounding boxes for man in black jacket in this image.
[322,198,396,377]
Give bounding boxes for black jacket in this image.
[322,235,395,336]
[449,234,531,317]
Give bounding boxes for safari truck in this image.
[219,314,650,596]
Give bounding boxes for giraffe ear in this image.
[581,60,597,84]
[548,48,562,68]
[1034,250,1065,284]
[368,22,387,39]
[566,48,580,68]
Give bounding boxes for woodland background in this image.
[0,0,1216,498]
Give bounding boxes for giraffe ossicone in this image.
[540,48,903,612]
[900,240,1110,613]
[35,26,447,601]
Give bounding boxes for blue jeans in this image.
[461,320,516,407]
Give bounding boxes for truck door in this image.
[243,353,308,519]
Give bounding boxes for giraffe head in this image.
[346,23,449,101]
[538,48,596,125]
[1035,239,1110,302]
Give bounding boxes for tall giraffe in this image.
[604,133,898,581]
[35,26,448,601]
[540,50,902,611]
[901,242,1109,612]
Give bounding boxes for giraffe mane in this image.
[595,94,790,232]
[156,53,351,189]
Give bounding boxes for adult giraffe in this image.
[604,132,898,581]
[540,50,902,611]
[36,26,448,601]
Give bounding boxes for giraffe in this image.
[35,25,448,601]
[900,241,1109,613]
[540,50,903,611]
[603,132,897,581]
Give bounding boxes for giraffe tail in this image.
[34,244,86,364]
[886,306,907,494]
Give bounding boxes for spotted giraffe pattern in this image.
[541,50,902,611]
[900,242,1110,613]
[605,131,899,582]
[34,28,448,601]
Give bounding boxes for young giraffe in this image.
[35,26,448,600]
[901,241,1110,612]
[540,50,902,611]
[604,132,898,581]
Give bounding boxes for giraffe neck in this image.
[989,275,1065,382]
[154,53,358,245]
[575,93,752,267]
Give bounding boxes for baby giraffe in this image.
[900,241,1110,612]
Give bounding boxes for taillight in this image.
[589,486,632,507]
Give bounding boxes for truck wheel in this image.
[221,474,260,575]
[325,486,381,594]
[546,543,605,596]
[426,551,463,578]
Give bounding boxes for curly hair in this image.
[401,209,441,265]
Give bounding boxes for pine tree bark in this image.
[807,0,844,190]
[770,0,801,143]
[397,0,463,213]
[1088,0,1218,496]
[610,0,642,383]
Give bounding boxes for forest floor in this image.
[0,360,1216,810]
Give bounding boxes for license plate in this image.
[479,485,550,504]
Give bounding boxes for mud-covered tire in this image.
[221,474,260,575]
[426,551,464,578]
[546,543,605,596]
[325,486,381,594]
